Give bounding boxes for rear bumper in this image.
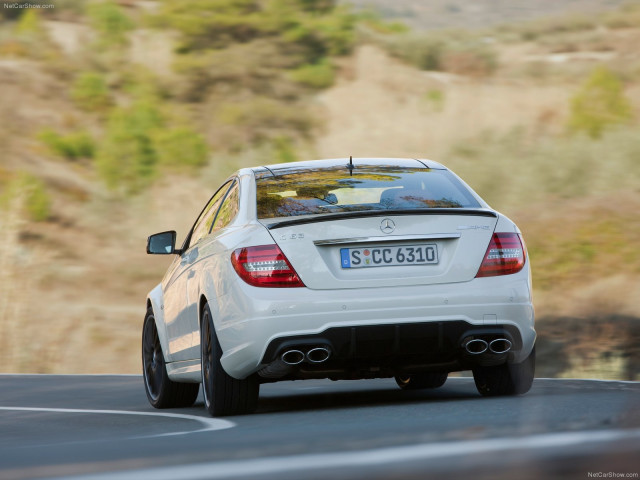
[216,272,535,379]
[259,321,525,380]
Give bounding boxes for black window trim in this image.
[179,178,236,253]
[207,179,240,235]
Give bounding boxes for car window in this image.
[211,181,239,234]
[189,181,232,247]
[255,165,481,219]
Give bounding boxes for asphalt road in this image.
[0,375,639,480]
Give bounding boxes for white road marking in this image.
[0,407,235,437]
[56,428,640,480]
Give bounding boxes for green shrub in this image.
[217,97,316,144]
[95,101,163,194]
[87,1,134,47]
[95,99,208,193]
[15,10,43,35]
[153,0,356,90]
[383,34,445,71]
[1,173,52,222]
[272,136,297,163]
[71,72,111,111]
[155,127,209,169]
[38,129,96,160]
[23,175,50,222]
[290,58,335,89]
[357,9,409,35]
[380,32,498,76]
[568,66,634,139]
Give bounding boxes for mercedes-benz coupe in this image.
[143,158,536,416]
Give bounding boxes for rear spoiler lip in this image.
[265,208,498,230]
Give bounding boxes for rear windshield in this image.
[255,165,481,219]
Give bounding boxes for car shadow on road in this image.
[252,380,481,415]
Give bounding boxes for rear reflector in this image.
[475,232,526,278]
[231,245,305,288]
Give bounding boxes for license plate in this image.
[340,244,438,269]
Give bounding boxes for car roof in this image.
[249,158,447,177]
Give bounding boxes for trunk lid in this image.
[262,210,497,290]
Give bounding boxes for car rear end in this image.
[217,159,535,383]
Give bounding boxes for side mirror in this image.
[147,231,177,255]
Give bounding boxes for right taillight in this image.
[231,244,305,288]
[475,232,526,278]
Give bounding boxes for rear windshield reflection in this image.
[255,165,481,219]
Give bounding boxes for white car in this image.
[143,158,536,416]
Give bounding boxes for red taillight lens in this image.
[475,232,526,278]
[231,244,305,288]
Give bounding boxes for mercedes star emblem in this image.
[380,218,395,234]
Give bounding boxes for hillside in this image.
[343,0,637,31]
[0,1,639,379]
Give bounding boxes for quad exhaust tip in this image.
[281,350,305,365]
[489,338,512,354]
[464,338,513,355]
[464,339,489,355]
[306,347,331,363]
[281,348,331,365]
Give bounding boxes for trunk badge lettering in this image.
[457,225,490,230]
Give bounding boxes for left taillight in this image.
[231,244,305,288]
[475,232,526,278]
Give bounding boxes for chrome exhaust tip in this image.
[465,339,489,355]
[306,347,331,363]
[281,350,305,365]
[489,338,512,354]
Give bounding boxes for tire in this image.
[473,346,536,397]
[201,303,259,417]
[142,308,199,409]
[395,372,448,390]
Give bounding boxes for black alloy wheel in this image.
[142,308,199,408]
[473,345,536,396]
[201,302,259,417]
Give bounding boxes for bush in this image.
[383,34,445,71]
[71,72,111,112]
[357,9,409,35]
[289,58,335,89]
[272,136,297,163]
[568,66,634,139]
[380,32,497,76]
[95,101,163,194]
[22,175,51,222]
[1,173,51,222]
[95,99,209,193]
[155,127,209,169]
[38,129,96,160]
[15,10,43,35]
[216,97,316,145]
[87,1,134,47]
